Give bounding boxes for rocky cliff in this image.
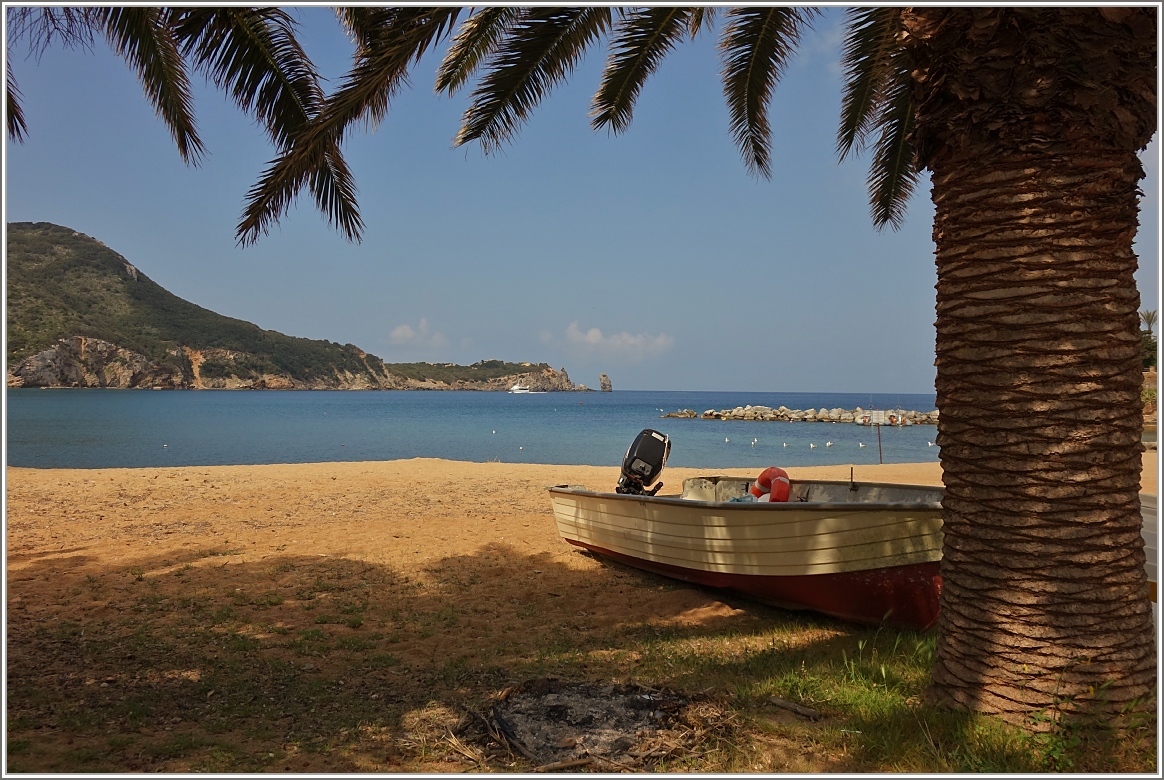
[7,337,406,390]
[9,337,188,389]
[8,338,585,392]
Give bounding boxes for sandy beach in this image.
[6,455,1157,772]
[8,457,1154,581]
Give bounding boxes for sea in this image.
[5,389,940,471]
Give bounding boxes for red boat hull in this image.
[567,539,942,631]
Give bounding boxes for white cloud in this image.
[560,321,674,363]
[388,318,449,349]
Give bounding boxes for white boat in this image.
[549,475,1161,631]
[509,383,544,394]
[550,475,944,629]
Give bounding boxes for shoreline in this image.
[5,453,1156,491]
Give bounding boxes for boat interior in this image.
[679,475,944,505]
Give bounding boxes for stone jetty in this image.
[661,405,939,425]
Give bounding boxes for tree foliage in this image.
[1140,309,1157,337]
[6,7,359,245]
[6,6,927,242]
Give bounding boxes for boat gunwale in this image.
[547,479,944,513]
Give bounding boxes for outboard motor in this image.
[616,429,670,496]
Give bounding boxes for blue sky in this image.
[5,7,1159,393]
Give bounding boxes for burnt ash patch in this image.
[453,678,734,771]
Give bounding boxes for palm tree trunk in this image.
[902,8,1158,726]
[927,146,1155,725]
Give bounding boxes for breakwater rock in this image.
[662,405,939,425]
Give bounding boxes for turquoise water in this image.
[6,389,939,470]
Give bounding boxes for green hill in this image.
[5,222,579,390]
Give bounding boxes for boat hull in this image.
[549,479,1158,631]
[565,537,942,630]
[549,478,945,630]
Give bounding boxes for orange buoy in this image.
[749,467,791,502]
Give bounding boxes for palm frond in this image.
[591,7,692,134]
[172,8,321,147]
[237,132,362,245]
[837,7,904,161]
[6,8,99,142]
[455,7,613,153]
[719,7,817,178]
[333,7,384,49]
[330,7,462,134]
[6,7,98,57]
[688,7,718,38]
[7,59,28,142]
[436,7,522,94]
[97,7,204,164]
[236,8,461,245]
[305,138,362,241]
[867,50,919,230]
[170,8,363,246]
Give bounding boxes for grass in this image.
[6,551,1156,773]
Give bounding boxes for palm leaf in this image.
[591,7,692,134]
[6,8,100,142]
[168,8,362,245]
[97,7,204,164]
[172,8,322,148]
[436,7,523,94]
[303,136,362,245]
[330,7,462,133]
[7,60,28,142]
[239,134,359,246]
[688,7,718,38]
[236,8,461,245]
[837,7,904,160]
[334,6,384,49]
[719,7,818,178]
[866,50,919,230]
[455,7,613,153]
[6,7,98,56]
